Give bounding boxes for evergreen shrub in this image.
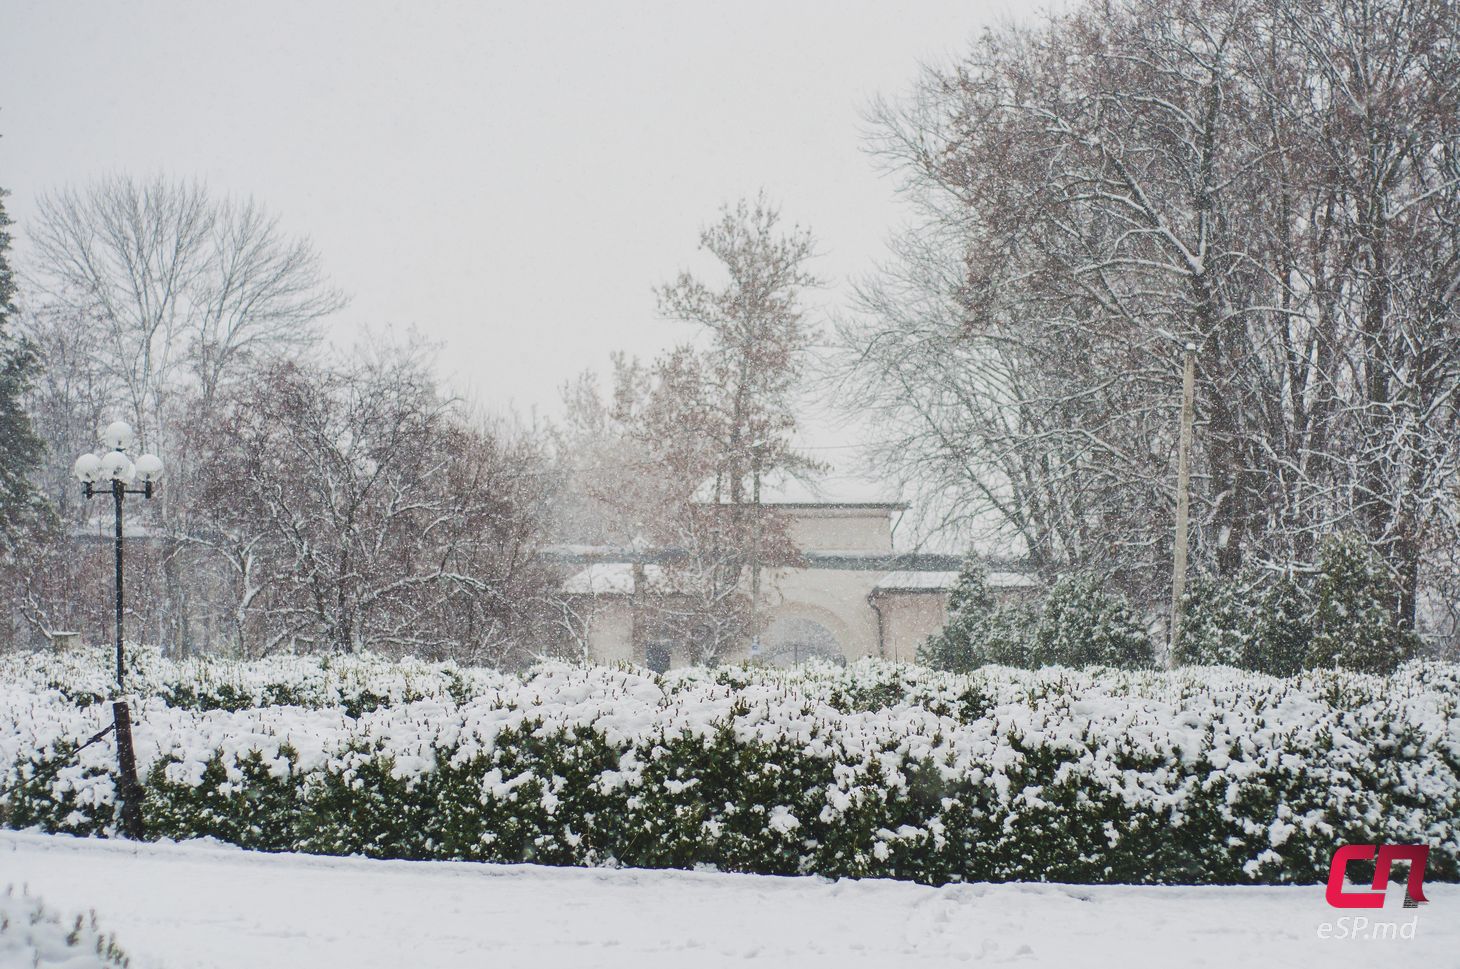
[3,651,1456,887]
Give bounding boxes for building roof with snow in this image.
[873,570,1039,593]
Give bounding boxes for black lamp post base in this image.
[112,700,145,840]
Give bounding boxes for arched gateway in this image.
[756,615,845,667]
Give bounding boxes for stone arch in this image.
[757,602,856,665]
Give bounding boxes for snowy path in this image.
[1,832,1452,968]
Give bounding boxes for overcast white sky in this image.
[2,0,1020,438]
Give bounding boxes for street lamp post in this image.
[73,419,164,840]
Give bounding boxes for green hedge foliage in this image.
[4,653,1456,887]
[920,566,1153,672]
[925,535,1425,675]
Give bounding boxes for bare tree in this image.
[28,175,344,426]
[193,344,556,660]
[188,196,345,406]
[553,355,750,662]
[657,193,822,506]
[22,175,345,651]
[555,199,820,661]
[838,0,1460,631]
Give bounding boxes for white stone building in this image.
[559,487,1034,670]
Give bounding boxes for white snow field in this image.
[2,831,1453,969]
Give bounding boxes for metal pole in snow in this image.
[112,477,146,840]
[114,480,124,685]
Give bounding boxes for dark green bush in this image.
[921,565,1152,671]
[1306,534,1420,673]
[1176,534,1420,674]
[1031,573,1154,669]
[6,659,1456,888]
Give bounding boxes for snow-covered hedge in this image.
[0,886,130,968]
[3,648,1457,886]
[9,644,513,715]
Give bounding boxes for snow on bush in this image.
[0,886,130,968]
[919,564,1155,672]
[9,644,513,715]
[2,647,1457,886]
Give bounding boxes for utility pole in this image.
[749,442,763,659]
[1169,343,1197,662]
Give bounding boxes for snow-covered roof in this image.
[873,569,1040,593]
[563,563,685,596]
[545,544,626,558]
[987,571,1040,588]
[874,570,960,592]
[565,564,638,595]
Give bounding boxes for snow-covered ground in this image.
[2,832,1452,968]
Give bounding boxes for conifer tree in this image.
[918,560,996,672]
[1306,534,1420,674]
[1032,573,1153,669]
[0,186,43,539]
[918,560,1038,671]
